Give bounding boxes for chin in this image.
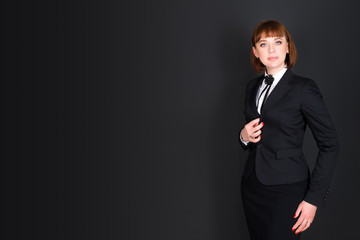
[266,64,282,70]
[266,62,285,70]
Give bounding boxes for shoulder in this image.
[291,72,314,84]
[291,73,321,91]
[290,73,324,104]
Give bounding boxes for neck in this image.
[266,66,286,76]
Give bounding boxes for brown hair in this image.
[250,20,297,73]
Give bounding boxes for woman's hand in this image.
[240,118,264,143]
[292,200,317,235]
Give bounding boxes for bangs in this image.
[252,22,287,45]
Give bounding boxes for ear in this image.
[286,42,289,53]
[252,46,258,58]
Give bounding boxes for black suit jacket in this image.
[239,69,339,207]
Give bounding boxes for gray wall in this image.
[5,0,359,239]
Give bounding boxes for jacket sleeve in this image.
[300,79,339,207]
[238,129,251,150]
[239,81,253,151]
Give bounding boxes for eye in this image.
[275,40,282,45]
[259,43,267,47]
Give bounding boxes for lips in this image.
[268,57,278,61]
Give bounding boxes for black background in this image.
[4,0,360,239]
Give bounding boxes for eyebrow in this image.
[258,37,284,42]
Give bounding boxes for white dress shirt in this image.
[240,67,288,145]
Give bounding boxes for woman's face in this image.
[252,34,289,75]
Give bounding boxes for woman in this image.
[239,20,339,240]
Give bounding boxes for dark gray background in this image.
[4,0,360,239]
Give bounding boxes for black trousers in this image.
[241,168,309,240]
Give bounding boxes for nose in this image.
[269,44,275,53]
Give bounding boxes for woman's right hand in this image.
[240,118,264,143]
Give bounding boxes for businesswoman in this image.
[239,20,339,240]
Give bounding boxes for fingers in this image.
[292,201,316,235]
[247,118,264,130]
[250,134,261,143]
[247,129,261,143]
[248,118,261,126]
[293,204,302,219]
[292,205,303,232]
[240,118,265,143]
[243,119,263,141]
[302,220,312,232]
[292,218,302,234]
[252,129,261,138]
[294,218,306,234]
[253,121,264,132]
[293,218,312,234]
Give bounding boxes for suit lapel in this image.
[261,69,294,115]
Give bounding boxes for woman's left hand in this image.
[292,200,317,234]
